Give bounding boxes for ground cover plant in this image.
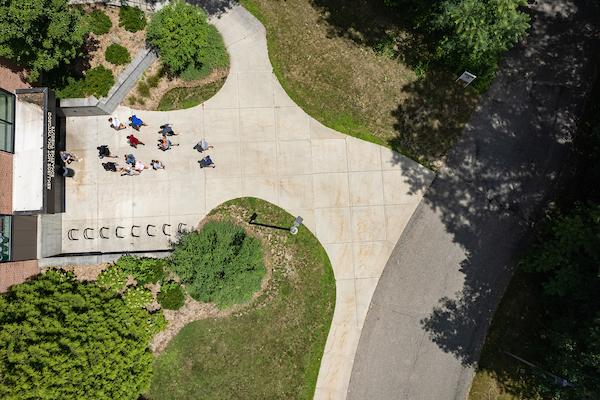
[119,5,146,33]
[105,43,131,65]
[169,220,265,308]
[148,198,336,400]
[0,270,165,399]
[240,0,479,166]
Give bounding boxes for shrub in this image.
[56,65,114,98]
[157,282,185,310]
[86,9,112,35]
[84,65,115,97]
[114,255,166,285]
[105,43,131,65]
[170,221,265,308]
[0,270,165,398]
[119,5,146,32]
[137,80,150,97]
[147,1,229,76]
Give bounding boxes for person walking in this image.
[97,145,117,159]
[60,151,81,164]
[124,153,136,166]
[127,134,145,148]
[108,117,126,130]
[151,159,165,170]
[193,138,213,153]
[158,136,179,151]
[159,124,178,136]
[128,115,146,131]
[198,155,215,168]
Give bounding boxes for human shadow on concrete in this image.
[377,0,599,378]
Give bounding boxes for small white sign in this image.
[456,71,477,87]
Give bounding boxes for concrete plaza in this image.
[61,5,434,399]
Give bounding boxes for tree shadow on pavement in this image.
[385,0,600,384]
[187,0,238,16]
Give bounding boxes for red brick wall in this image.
[0,151,12,214]
[0,260,38,292]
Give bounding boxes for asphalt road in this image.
[347,1,600,399]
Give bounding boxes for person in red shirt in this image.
[127,134,145,148]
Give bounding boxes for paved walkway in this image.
[348,1,600,399]
[61,4,433,399]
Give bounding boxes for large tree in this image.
[0,270,165,399]
[0,0,85,82]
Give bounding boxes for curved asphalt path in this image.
[348,1,600,399]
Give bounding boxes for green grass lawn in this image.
[468,271,547,400]
[240,0,478,167]
[147,198,335,400]
[157,76,226,111]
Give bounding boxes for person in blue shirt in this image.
[128,115,146,131]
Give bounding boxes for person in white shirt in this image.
[108,117,126,130]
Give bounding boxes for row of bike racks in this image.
[67,223,188,240]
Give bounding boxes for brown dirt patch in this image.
[84,5,147,78]
[0,58,30,91]
[125,59,229,110]
[43,263,110,282]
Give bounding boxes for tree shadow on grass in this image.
[389,70,479,167]
[309,0,437,69]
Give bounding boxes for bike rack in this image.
[162,223,171,236]
[147,224,156,237]
[67,229,79,240]
[131,225,141,238]
[115,226,125,238]
[100,227,109,239]
[83,228,94,240]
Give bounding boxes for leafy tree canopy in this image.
[0,270,165,399]
[147,0,221,75]
[433,0,530,75]
[0,0,86,82]
[170,220,265,308]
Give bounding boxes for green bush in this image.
[119,5,146,32]
[84,65,114,97]
[114,255,166,285]
[157,281,185,310]
[86,9,112,35]
[170,221,265,308]
[56,65,114,98]
[105,43,131,65]
[147,1,229,76]
[0,270,165,398]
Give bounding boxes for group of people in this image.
[58,113,217,180]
